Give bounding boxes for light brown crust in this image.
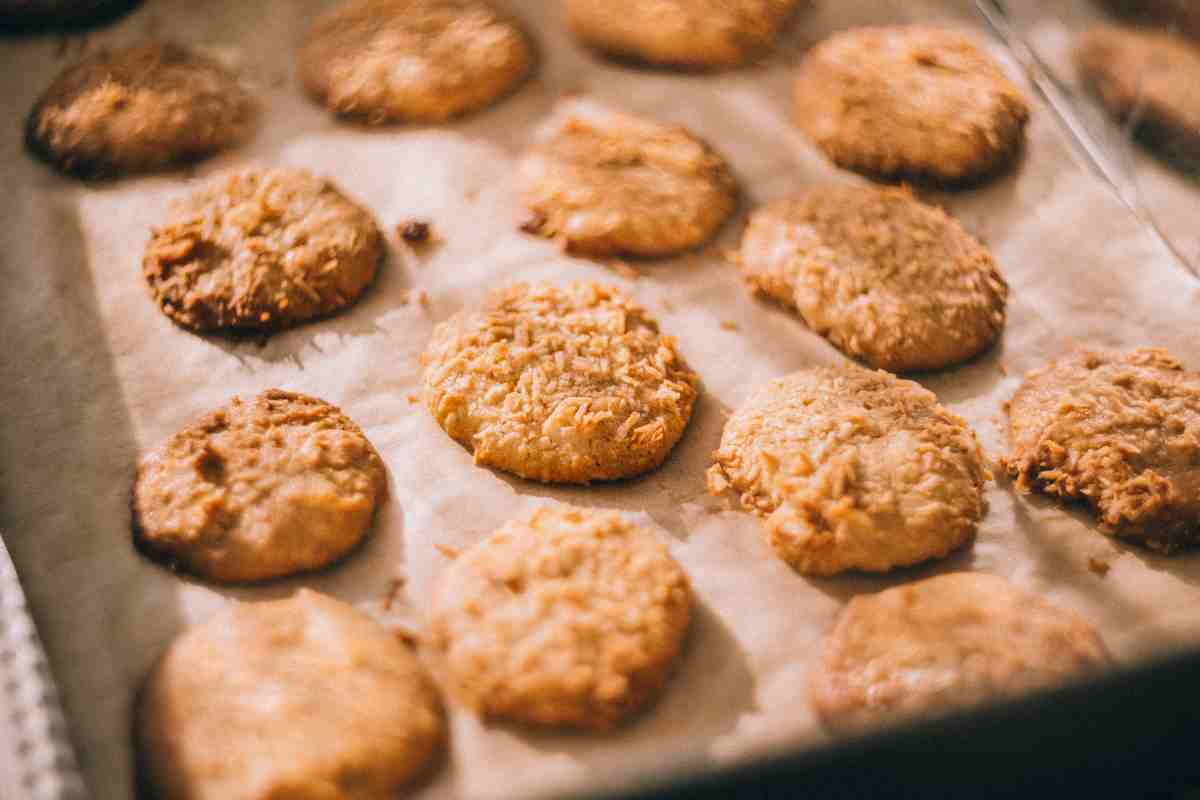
[707,366,989,575]
[1003,348,1200,553]
[564,0,801,69]
[132,390,387,584]
[421,281,700,484]
[142,166,383,333]
[809,573,1111,732]
[1076,25,1200,161]
[517,99,738,257]
[136,590,445,799]
[736,185,1008,373]
[793,26,1030,185]
[430,505,693,729]
[25,41,255,179]
[298,0,534,124]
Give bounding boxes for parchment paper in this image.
[4,2,1200,798]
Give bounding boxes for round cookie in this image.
[517,99,738,257]
[142,166,383,334]
[707,366,989,575]
[1003,348,1200,553]
[422,281,699,484]
[809,573,1110,732]
[430,504,693,729]
[793,26,1030,185]
[737,185,1008,373]
[132,389,387,583]
[298,0,534,123]
[1077,25,1200,163]
[25,41,254,179]
[137,590,445,799]
[564,0,801,69]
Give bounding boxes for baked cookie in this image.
[422,281,699,483]
[707,366,989,575]
[1077,25,1200,163]
[564,0,801,69]
[143,166,383,334]
[809,573,1110,732]
[1004,348,1200,553]
[25,41,254,179]
[137,590,445,799]
[430,504,693,729]
[0,0,138,31]
[517,99,738,257]
[793,26,1030,185]
[298,0,534,123]
[736,185,1008,372]
[132,390,387,583]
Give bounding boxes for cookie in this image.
[136,590,445,799]
[517,99,738,257]
[142,166,383,334]
[707,366,989,575]
[430,504,693,729]
[793,26,1030,185]
[298,0,534,123]
[132,390,387,583]
[809,573,1110,732]
[1077,25,1200,163]
[737,185,1008,372]
[25,41,254,179]
[422,281,699,484]
[564,0,801,69]
[0,0,138,31]
[1003,348,1200,553]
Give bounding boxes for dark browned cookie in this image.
[1077,25,1200,164]
[132,390,388,584]
[143,166,384,334]
[298,0,534,123]
[0,0,139,32]
[25,41,254,179]
[1004,348,1200,553]
[794,26,1030,185]
[736,184,1008,372]
[564,0,801,69]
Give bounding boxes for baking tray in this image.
[4,0,1200,797]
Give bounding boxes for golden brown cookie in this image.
[1077,25,1200,162]
[809,573,1110,732]
[564,0,801,69]
[793,26,1030,185]
[1003,348,1200,553]
[707,366,989,575]
[142,166,383,334]
[25,41,254,179]
[736,185,1008,372]
[430,504,693,729]
[517,99,738,257]
[422,281,699,484]
[132,390,387,583]
[136,590,445,799]
[298,0,534,123]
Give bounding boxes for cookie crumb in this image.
[407,393,419,404]
[393,626,421,647]
[398,219,433,245]
[1088,557,1112,577]
[605,259,641,280]
[382,576,407,611]
[435,543,461,559]
[999,361,1009,376]
[719,320,740,331]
